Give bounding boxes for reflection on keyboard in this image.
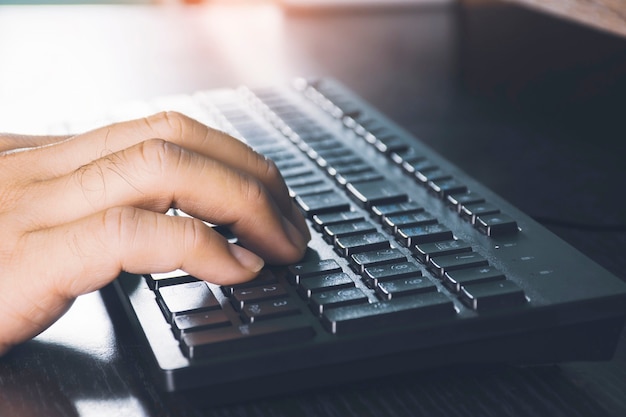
[100,78,626,403]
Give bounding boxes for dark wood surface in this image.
[0,2,625,416]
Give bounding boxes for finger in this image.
[0,207,265,352]
[0,133,72,154]
[9,112,309,239]
[21,139,308,263]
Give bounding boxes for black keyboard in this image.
[102,78,626,404]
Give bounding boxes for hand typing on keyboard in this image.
[0,111,310,355]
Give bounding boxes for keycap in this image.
[346,179,408,208]
[326,162,374,177]
[362,261,423,287]
[231,284,288,311]
[402,159,436,176]
[172,310,231,337]
[297,272,354,298]
[295,191,351,216]
[335,232,390,257]
[383,212,437,233]
[158,281,221,321]
[289,182,334,198]
[428,252,489,278]
[460,280,527,311]
[376,276,436,300]
[460,202,500,224]
[321,292,455,334]
[336,170,384,186]
[288,259,342,284]
[428,178,467,198]
[310,287,369,314]
[475,213,519,237]
[182,319,315,358]
[371,201,423,221]
[413,239,472,263]
[312,211,364,231]
[443,266,506,293]
[240,298,301,323]
[373,135,409,154]
[285,174,326,190]
[415,168,451,184]
[221,269,278,296]
[323,220,378,242]
[146,270,197,290]
[350,247,407,273]
[446,191,485,213]
[396,223,453,247]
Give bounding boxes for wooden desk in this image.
[0,3,625,416]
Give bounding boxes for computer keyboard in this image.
[96,78,626,403]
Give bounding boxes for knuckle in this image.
[146,111,189,140]
[101,206,140,245]
[134,138,182,177]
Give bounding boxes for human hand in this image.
[0,112,310,354]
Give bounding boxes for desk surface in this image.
[0,3,625,417]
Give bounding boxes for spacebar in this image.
[182,319,315,359]
[321,292,454,334]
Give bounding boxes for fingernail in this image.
[229,244,264,273]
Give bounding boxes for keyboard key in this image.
[376,276,436,300]
[446,191,485,213]
[321,292,454,334]
[231,284,288,311]
[310,287,369,314]
[460,202,500,224]
[443,266,506,293]
[413,239,472,263]
[350,247,407,273]
[429,252,489,278]
[346,179,408,208]
[157,281,220,321]
[312,211,364,231]
[335,232,390,257]
[295,191,351,216]
[289,182,334,198]
[298,272,355,298]
[415,168,451,184]
[427,178,467,198]
[323,220,378,242]
[285,174,326,190]
[288,259,342,284]
[371,201,423,221]
[172,310,231,337]
[383,211,437,233]
[396,223,453,247]
[402,159,436,176]
[475,213,519,237]
[373,135,409,154]
[221,269,278,296]
[363,261,422,287]
[241,298,301,323]
[146,270,197,290]
[182,319,315,358]
[336,170,384,186]
[460,280,527,311]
